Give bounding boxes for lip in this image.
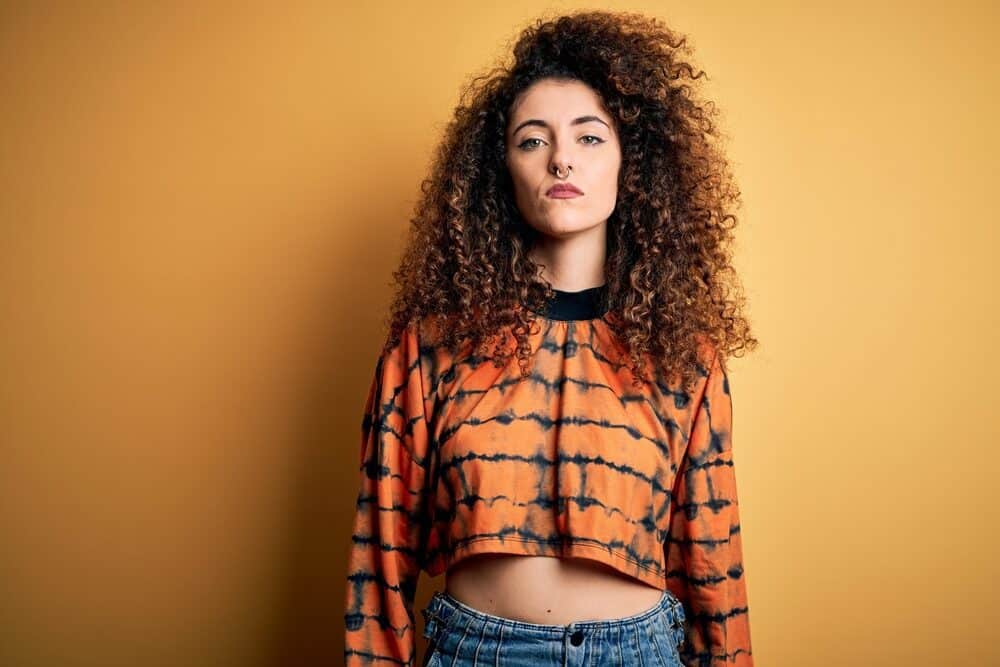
[546,183,584,198]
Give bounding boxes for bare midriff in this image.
[444,553,665,625]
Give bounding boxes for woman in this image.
[344,10,758,667]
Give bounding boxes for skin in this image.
[505,77,621,292]
[443,78,663,625]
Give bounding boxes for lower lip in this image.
[547,191,582,198]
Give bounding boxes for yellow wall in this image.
[2,2,997,665]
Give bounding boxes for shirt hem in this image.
[427,536,667,591]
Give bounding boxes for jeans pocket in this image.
[672,621,686,655]
[663,597,686,655]
[649,624,682,667]
[419,597,451,667]
[646,631,667,667]
[420,636,441,667]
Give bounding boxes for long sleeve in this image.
[344,323,435,666]
[664,350,754,666]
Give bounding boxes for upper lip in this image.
[547,182,583,196]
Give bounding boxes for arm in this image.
[344,323,434,666]
[664,349,754,666]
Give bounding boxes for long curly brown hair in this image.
[381,9,758,394]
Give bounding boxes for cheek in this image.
[505,158,526,185]
[598,157,622,195]
[593,161,619,192]
[509,166,541,202]
[512,176,535,204]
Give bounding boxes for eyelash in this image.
[516,135,605,150]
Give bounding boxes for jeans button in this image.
[570,629,584,646]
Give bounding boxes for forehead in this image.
[508,78,611,124]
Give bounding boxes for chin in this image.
[534,214,604,237]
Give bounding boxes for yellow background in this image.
[2,2,997,665]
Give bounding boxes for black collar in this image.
[529,284,610,321]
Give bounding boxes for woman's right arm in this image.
[344,323,435,667]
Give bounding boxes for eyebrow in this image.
[510,115,611,137]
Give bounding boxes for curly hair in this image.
[381,9,758,394]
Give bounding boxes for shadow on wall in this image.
[264,253,443,667]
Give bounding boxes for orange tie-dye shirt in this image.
[344,287,753,666]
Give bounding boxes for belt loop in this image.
[420,593,452,641]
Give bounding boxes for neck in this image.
[528,283,609,321]
[527,225,608,291]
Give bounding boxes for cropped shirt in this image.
[344,285,753,666]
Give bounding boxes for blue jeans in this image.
[419,588,687,666]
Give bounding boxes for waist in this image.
[444,553,668,624]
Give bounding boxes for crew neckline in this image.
[526,283,611,322]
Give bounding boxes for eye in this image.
[516,135,606,150]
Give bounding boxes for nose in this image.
[548,137,574,176]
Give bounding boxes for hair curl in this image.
[381,9,758,394]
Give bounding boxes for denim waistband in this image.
[420,587,686,643]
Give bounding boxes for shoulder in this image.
[692,332,722,374]
[390,313,458,369]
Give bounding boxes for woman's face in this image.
[504,78,622,239]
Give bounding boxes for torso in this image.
[444,554,665,625]
[437,291,673,626]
